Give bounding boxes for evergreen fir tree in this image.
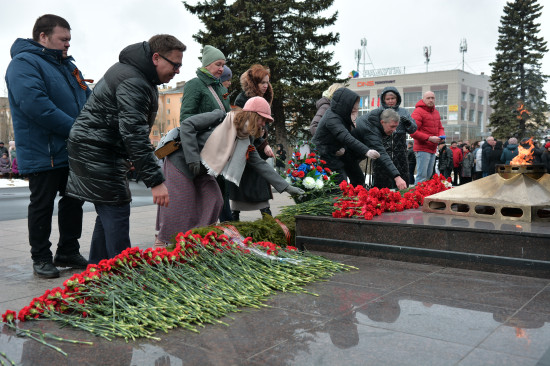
[184,0,341,148]
[489,0,549,139]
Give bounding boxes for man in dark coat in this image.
[312,88,379,185]
[438,142,453,179]
[358,87,417,188]
[482,136,497,177]
[5,14,91,278]
[353,109,408,190]
[66,34,186,264]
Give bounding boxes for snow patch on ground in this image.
[0,178,29,189]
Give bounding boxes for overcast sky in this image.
[1,0,549,97]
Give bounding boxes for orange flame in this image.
[510,138,534,166]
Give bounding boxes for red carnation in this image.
[2,310,16,323]
[297,171,305,178]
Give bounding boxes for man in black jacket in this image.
[481,136,496,177]
[353,109,408,190]
[66,34,186,264]
[357,87,417,188]
[438,141,453,179]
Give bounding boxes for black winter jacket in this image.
[66,42,164,204]
[353,114,400,186]
[438,146,453,172]
[359,87,417,188]
[312,88,369,171]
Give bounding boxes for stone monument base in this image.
[295,209,550,278]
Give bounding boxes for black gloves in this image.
[188,162,201,178]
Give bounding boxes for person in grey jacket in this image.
[353,109,408,190]
[309,83,344,136]
[357,87,417,188]
[461,144,475,184]
[67,34,186,264]
[312,88,379,185]
[155,97,303,246]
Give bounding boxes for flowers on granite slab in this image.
[333,174,451,220]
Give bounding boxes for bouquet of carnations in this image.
[284,151,336,202]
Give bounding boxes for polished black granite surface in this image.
[1,253,550,366]
[296,209,550,278]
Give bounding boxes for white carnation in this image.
[286,177,292,184]
[303,176,316,189]
[315,179,324,190]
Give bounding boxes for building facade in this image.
[150,81,185,147]
[347,70,493,142]
[0,97,13,145]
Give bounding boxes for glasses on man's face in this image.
[158,54,182,72]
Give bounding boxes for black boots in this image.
[231,210,240,222]
[260,207,272,217]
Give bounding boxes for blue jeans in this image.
[415,151,436,184]
[89,203,131,264]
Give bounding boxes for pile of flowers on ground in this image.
[285,150,336,201]
[2,231,353,341]
[333,174,451,220]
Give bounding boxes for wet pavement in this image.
[1,191,550,365]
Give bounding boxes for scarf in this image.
[201,112,251,186]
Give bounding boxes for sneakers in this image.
[33,262,60,278]
[53,253,88,269]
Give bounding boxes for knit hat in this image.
[220,65,232,82]
[242,97,273,121]
[545,142,550,149]
[201,45,225,67]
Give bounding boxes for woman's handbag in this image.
[154,127,181,159]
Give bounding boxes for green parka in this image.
[180,68,230,122]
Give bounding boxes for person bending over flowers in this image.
[155,97,304,246]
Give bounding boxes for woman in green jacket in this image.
[180,45,230,122]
